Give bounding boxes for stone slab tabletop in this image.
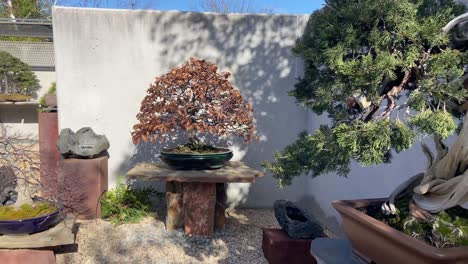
[0,214,75,249]
[127,161,265,183]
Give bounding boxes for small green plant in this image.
[38,82,56,112]
[100,177,163,224]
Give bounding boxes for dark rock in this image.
[274,200,326,239]
[57,127,110,158]
[0,166,17,205]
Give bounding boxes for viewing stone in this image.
[274,200,326,239]
[57,127,110,158]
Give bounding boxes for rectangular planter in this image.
[332,198,468,264]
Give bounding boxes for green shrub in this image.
[0,51,40,98]
[100,178,163,224]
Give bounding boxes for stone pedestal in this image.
[262,228,317,264]
[183,182,216,236]
[166,181,184,231]
[127,162,264,236]
[58,157,108,219]
[0,249,55,264]
[214,183,226,230]
[38,112,60,198]
[310,238,370,264]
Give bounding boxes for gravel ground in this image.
[55,209,279,264]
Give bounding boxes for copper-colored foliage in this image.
[132,58,256,144]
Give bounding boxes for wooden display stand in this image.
[127,161,264,236]
[58,156,108,219]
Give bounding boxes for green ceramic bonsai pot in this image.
[160,148,233,170]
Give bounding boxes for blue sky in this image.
[155,0,325,14]
[66,0,326,14]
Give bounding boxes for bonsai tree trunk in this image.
[383,114,468,215]
[14,177,33,208]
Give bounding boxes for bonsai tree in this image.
[0,51,40,100]
[264,0,468,245]
[0,125,39,208]
[132,58,256,151]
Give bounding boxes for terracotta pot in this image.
[44,94,57,107]
[332,198,468,264]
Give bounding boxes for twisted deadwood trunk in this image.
[383,114,468,215]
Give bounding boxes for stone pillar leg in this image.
[183,182,216,236]
[166,181,184,231]
[215,183,227,230]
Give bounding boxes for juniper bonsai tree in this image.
[264,0,468,220]
[132,58,256,151]
[0,51,40,100]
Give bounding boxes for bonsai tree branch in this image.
[0,125,43,207]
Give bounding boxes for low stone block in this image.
[262,228,317,264]
[57,157,108,219]
[183,182,216,236]
[0,249,55,264]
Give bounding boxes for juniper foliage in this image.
[263,0,468,187]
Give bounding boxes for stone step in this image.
[311,238,371,264]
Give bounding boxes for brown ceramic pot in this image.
[44,94,57,107]
[332,198,468,264]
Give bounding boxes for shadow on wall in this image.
[115,11,309,208]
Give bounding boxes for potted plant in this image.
[264,1,468,263]
[0,126,63,234]
[38,82,57,112]
[44,82,56,108]
[132,58,256,170]
[0,51,40,102]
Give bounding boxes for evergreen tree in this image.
[264,0,468,216]
[0,51,40,98]
[0,0,52,19]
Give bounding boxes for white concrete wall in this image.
[0,70,55,138]
[51,7,460,233]
[53,7,311,208]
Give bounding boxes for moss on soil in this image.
[361,197,468,248]
[0,202,58,221]
[165,144,228,154]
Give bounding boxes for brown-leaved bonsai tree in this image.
[132,58,255,167]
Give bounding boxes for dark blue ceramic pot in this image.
[0,202,63,235]
[160,148,233,170]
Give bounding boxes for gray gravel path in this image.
[56,209,279,264]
